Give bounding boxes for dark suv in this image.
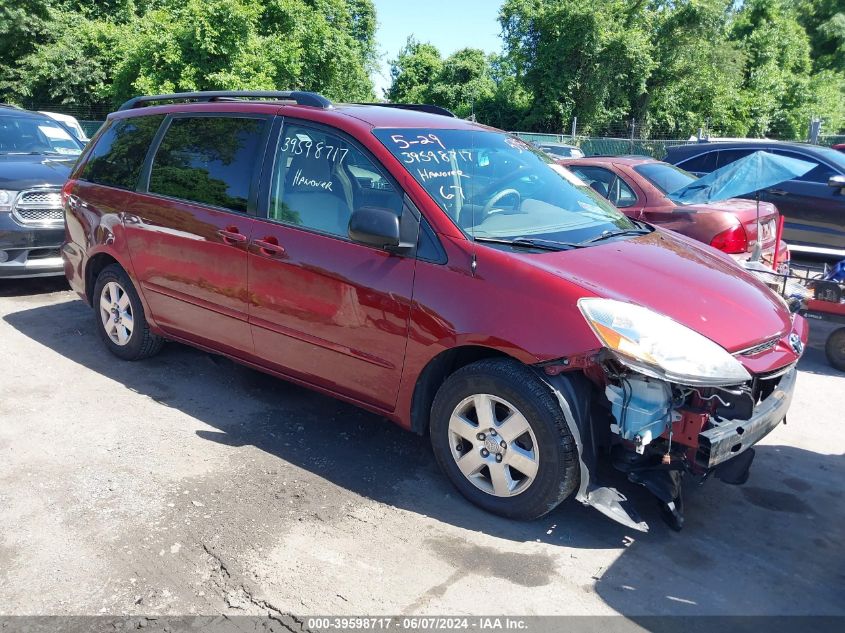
[665,141,845,259]
[62,91,806,531]
[1,105,84,278]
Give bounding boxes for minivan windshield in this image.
[0,114,84,156]
[373,128,639,245]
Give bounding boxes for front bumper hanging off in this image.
[539,365,798,533]
[697,367,796,469]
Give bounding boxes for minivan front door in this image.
[124,114,271,355]
[247,122,417,410]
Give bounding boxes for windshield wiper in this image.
[578,224,652,245]
[474,236,584,251]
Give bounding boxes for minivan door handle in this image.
[252,236,286,257]
[217,227,248,245]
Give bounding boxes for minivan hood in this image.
[0,153,77,190]
[514,229,791,353]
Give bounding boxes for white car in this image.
[39,111,89,143]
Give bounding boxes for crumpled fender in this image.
[535,369,649,532]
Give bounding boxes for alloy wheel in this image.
[448,394,539,497]
[99,281,134,346]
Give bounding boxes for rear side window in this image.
[79,115,164,189]
[149,116,266,213]
[716,149,756,168]
[676,150,717,174]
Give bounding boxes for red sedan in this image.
[559,156,789,267]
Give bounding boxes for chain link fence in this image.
[14,101,845,155]
[514,132,845,160]
[512,132,698,159]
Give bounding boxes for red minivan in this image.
[62,91,807,531]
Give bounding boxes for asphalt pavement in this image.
[0,277,843,618]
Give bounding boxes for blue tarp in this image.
[668,150,815,205]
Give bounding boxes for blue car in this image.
[666,141,845,259]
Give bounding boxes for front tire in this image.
[430,359,580,520]
[93,264,163,361]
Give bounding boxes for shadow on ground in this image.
[0,276,69,298]
[4,295,844,615]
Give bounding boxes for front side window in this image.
[149,116,266,212]
[0,114,83,156]
[80,115,164,190]
[374,128,635,244]
[633,162,697,195]
[269,124,402,237]
[569,165,637,208]
[771,150,836,184]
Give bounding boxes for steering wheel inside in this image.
[482,188,521,217]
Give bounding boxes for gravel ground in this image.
[0,277,843,618]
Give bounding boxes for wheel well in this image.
[410,345,515,435]
[85,253,120,306]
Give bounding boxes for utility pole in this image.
[571,117,577,142]
[808,118,822,144]
[630,118,636,153]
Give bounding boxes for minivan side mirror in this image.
[348,206,401,250]
[828,175,845,189]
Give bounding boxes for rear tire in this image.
[430,359,580,520]
[825,327,845,372]
[93,264,163,361]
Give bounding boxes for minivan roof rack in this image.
[118,90,333,111]
[354,102,456,118]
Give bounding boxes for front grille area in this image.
[15,208,64,222]
[12,189,64,226]
[738,337,779,357]
[27,248,61,260]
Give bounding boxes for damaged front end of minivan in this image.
[537,298,807,532]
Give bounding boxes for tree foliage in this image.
[388,0,844,138]
[386,39,496,119]
[1,0,842,138]
[0,0,377,111]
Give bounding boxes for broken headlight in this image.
[578,298,751,387]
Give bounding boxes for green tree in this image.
[2,0,377,110]
[499,0,656,133]
[636,0,748,137]
[0,0,51,89]
[428,49,496,118]
[385,37,443,103]
[730,0,842,137]
[797,0,845,72]
[2,9,122,109]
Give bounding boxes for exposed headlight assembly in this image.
[0,190,18,213]
[578,298,751,387]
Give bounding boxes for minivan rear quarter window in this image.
[79,115,164,189]
[149,116,266,212]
